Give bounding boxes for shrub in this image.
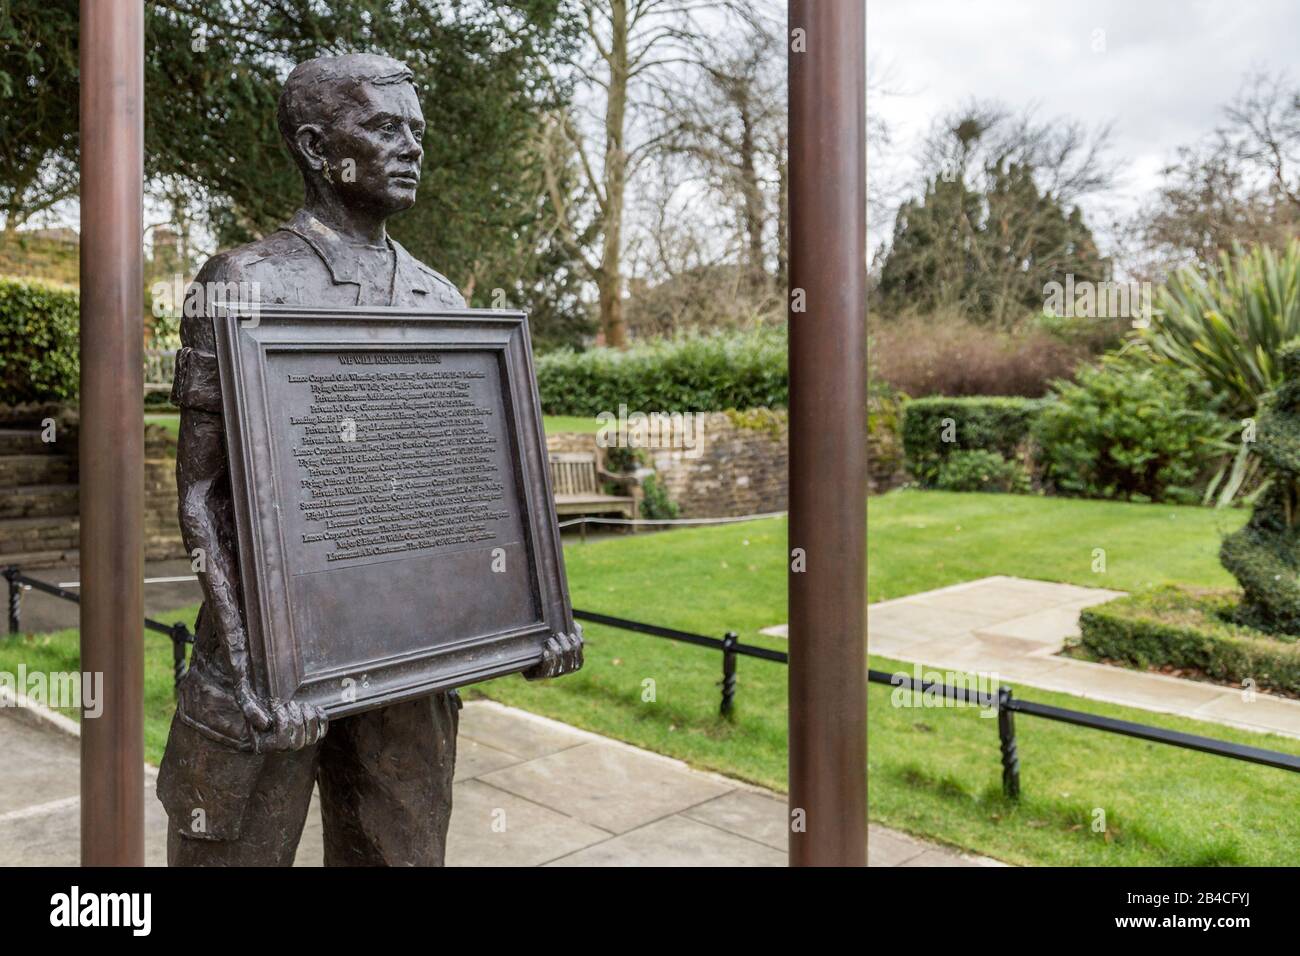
[1145,239,1300,419]
[1078,587,1300,696]
[536,326,787,416]
[901,396,1042,487]
[870,312,1089,398]
[867,378,907,490]
[933,449,1030,493]
[639,474,679,520]
[1219,341,1300,635]
[1033,357,1228,504]
[0,276,79,406]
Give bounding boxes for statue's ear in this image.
[294,124,328,172]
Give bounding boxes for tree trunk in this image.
[776,135,789,289]
[599,0,630,348]
[739,100,767,291]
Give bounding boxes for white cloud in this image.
[868,0,1299,254]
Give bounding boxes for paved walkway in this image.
[868,575,1300,739]
[0,699,994,867]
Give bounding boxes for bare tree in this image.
[539,0,753,347]
[1135,71,1300,277]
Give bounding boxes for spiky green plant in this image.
[1145,241,1300,420]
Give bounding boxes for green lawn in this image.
[143,411,602,437]
[143,412,180,437]
[868,489,1246,602]
[4,488,1297,864]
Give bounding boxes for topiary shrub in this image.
[933,449,1030,493]
[1034,356,1227,504]
[0,276,79,406]
[1220,341,1300,637]
[901,395,1042,487]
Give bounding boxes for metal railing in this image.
[572,609,787,716]
[870,668,1300,798]
[7,564,1300,799]
[4,566,194,687]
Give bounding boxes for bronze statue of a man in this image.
[157,53,581,866]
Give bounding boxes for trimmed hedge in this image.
[901,396,1042,487]
[0,276,79,406]
[535,326,787,415]
[1078,586,1300,697]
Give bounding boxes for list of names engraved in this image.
[282,350,514,566]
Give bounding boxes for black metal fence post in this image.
[170,623,192,689]
[4,567,22,635]
[720,631,739,716]
[998,683,1021,800]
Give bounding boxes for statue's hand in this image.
[235,676,328,752]
[524,626,584,681]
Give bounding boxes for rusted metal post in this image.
[787,0,867,866]
[4,567,21,635]
[998,684,1021,800]
[720,630,739,717]
[79,0,145,866]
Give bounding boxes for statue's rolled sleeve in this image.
[171,345,223,415]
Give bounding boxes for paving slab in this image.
[0,706,79,815]
[906,584,1063,620]
[454,736,525,781]
[868,603,986,642]
[480,740,732,834]
[0,699,984,866]
[458,699,589,760]
[446,779,611,866]
[867,576,1300,739]
[681,788,788,851]
[1188,691,1300,734]
[0,782,170,867]
[546,813,785,867]
[866,825,930,866]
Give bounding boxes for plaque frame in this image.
[213,305,575,717]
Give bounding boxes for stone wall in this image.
[0,404,187,568]
[545,410,790,519]
[648,411,787,518]
[143,426,186,561]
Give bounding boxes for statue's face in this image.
[323,80,425,216]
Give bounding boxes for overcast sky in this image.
[866,0,1300,256]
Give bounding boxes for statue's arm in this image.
[173,256,325,750]
[175,405,261,721]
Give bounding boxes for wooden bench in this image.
[548,451,638,539]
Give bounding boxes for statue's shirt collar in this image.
[282,209,432,295]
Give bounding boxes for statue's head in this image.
[277,53,424,217]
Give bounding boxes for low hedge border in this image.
[1077,585,1300,698]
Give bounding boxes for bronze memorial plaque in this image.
[213,304,574,717]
